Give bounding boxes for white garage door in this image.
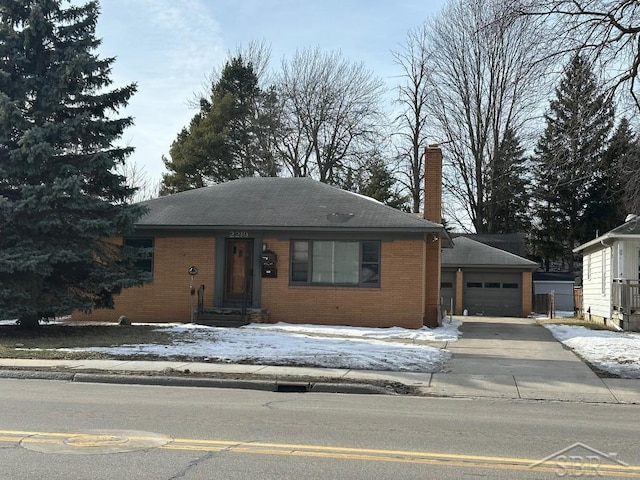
[463,272,522,317]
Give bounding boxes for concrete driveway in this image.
[427,316,635,402]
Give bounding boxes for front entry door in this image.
[224,239,253,306]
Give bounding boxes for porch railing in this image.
[612,279,640,312]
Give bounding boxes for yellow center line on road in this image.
[2,429,639,477]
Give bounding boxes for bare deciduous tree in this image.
[275,48,386,184]
[426,0,550,232]
[116,160,159,203]
[392,23,432,214]
[514,0,640,107]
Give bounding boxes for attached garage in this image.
[442,237,538,317]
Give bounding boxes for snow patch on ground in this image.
[247,320,461,342]
[59,321,461,372]
[544,324,640,378]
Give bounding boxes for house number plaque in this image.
[229,231,249,238]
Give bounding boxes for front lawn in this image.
[0,323,173,360]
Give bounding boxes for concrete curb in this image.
[0,369,390,395]
[0,370,74,381]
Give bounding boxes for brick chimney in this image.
[423,144,443,328]
[424,144,442,224]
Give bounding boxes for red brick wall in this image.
[423,239,441,327]
[455,269,464,315]
[423,144,443,326]
[424,145,443,224]
[73,234,443,329]
[72,236,216,323]
[261,237,427,329]
[522,270,533,317]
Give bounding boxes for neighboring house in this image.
[532,272,575,313]
[441,237,538,317]
[73,146,450,329]
[574,218,640,331]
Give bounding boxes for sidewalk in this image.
[0,317,639,402]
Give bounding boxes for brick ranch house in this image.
[73,146,450,328]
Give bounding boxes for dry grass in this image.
[0,323,173,360]
[536,316,616,331]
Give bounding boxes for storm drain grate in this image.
[275,382,310,393]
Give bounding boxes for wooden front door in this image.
[224,239,253,306]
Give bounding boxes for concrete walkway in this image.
[0,316,639,402]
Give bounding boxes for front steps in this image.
[195,308,269,327]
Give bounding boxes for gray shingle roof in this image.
[574,217,640,252]
[136,177,446,234]
[455,233,526,257]
[609,218,640,235]
[442,237,538,269]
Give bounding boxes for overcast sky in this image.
[94,0,447,186]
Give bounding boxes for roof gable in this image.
[136,177,445,233]
[609,218,640,235]
[574,218,640,253]
[442,236,538,269]
[455,233,526,257]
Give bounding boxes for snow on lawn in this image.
[247,320,462,342]
[544,324,640,378]
[63,321,460,372]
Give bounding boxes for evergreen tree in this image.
[532,55,614,272]
[484,127,531,233]
[534,200,565,273]
[0,1,147,328]
[161,56,280,194]
[604,118,640,218]
[579,118,634,235]
[358,159,409,211]
[334,159,408,210]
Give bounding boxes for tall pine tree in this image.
[161,56,279,193]
[532,55,614,272]
[604,118,640,219]
[484,127,531,233]
[0,1,147,327]
[579,118,633,235]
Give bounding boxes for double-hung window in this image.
[290,240,380,287]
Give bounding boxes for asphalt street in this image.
[1,378,639,479]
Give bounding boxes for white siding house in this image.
[574,218,640,331]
